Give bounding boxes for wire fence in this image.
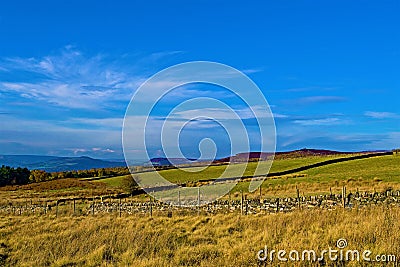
[2,186,400,217]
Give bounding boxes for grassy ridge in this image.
[96,155,400,199]
[98,155,351,187]
[232,155,400,197]
[2,154,398,201]
[1,207,400,266]
[152,155,355,183]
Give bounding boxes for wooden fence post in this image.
[150,191,154,217]
[119,198,122,217]
[241,191,244,215]
[245,194,248,215]
[92,198,95,215]
[197,187,201,216]
[296,186,301,209]
[228,191,231,212]
[73,199,76,215]
[150,196,153,217]
[276,198,280,212]
[342,186,346,208]
[56,200,59,217]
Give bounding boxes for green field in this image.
[95,154,400,198]
[232,155,400,197]
[3,154,397,202]
[97,156,334,188]
[98,175,132,187]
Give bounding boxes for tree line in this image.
[0,165,130,186]
[0,165,30,186]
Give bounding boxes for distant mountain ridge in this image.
[148,149,362,166]
[0,155,126,172]
[1,149,390,171]
[148,157,198,166]
[213,148,386,163]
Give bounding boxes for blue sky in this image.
[0,0,399,159]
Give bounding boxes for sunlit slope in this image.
[301,155,400,183]
[232,155,400,195]
[98,155,351,187]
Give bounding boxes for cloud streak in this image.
[0,46,143,110]
[364,111,398,119]
[289,95,347,105]
[293,117,343,126]
[0,114,122,157]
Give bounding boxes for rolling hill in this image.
[0,155,126,172]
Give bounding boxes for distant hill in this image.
[213,152,272,163]
[148,149,354,166]
[2,148,388,171]
[275,148,354,159]
[148,149,369,166]
[0,155,126,172]
[213,148,377,163]
[148,157,198,166]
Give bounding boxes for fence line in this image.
[2,187,400,217]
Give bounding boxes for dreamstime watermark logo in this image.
[122,61,276,206]
[257,238,397,263]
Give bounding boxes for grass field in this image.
[95,154,400,199]
[232,155,400,198]
[138,155,356,184]
[98,175,132,188]
[1,154,399,203]
[96,155,357,187]
[1,154,400,266]
[1,207,400,266]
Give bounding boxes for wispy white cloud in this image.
[0,114,122,157]
[1,47,217,156]
[67,147,116,155]
[241,68,263,74]
[364,111,398,119]
[285,87,337,93]
[67,117,124,129]
[0,46,144,110]
[147,50,184,60]
[290,95,347,105]
[172,105,278,121]
[293,117,344,126]
[268,86,338,93]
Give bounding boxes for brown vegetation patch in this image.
[0,178,104,192]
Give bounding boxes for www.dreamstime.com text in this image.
[257,239,397,263]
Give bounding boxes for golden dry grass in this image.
[0,155,399,266]
[1,207,400,266]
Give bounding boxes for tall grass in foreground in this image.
[1,207,400,266]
